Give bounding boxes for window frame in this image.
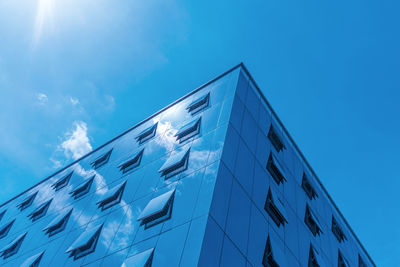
[118,149,144,174]
[28,199,52,222]
[175,117,201,143]
[187,92,210,115]
[136,123,158,144]
[264,188,288,227]
[52,172,73,191]
[266,154,287,185]
[304,204,323,236]
[90,149,113,169]
[96,181,127,211]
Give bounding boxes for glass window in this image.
[268,125,285,152]
[96,181,127,211]
[28,199,52,222]
[0,210,5,223]
[21,251,44,267]
[0,232,27,259]
[175,118,201,143]
[137,189,175,229]
[17,192,38,211]
[358,255,367,267]
[123,248,154,267]
[266,154,286,185]
[262,236,285,267]
[52,172,73,191]
[119,149,144,174]
[304,204,323,236]
[264,188,287,227]
[332,216,347,243]
[136,123,158,144]
[70,176,94,199]
[308,244,322,267]
[0,219,15,239]
[302,173,318,200]
[187,92,210,115]
[338,250,350,267]
[91,149,113,169]
[159,149,190,179]
[43,208,73,237]
[66,223,103,260]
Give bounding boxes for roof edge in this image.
[0,63,243,208]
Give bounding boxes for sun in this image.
[32,0,54,47]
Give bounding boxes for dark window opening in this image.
[159,149,190,179]
[137,189,175,229]
[266,154,286,185]
[119,149,143,174]
[0,220,15,239]
[262,236,279,267]
[91,149,112,169]
[268,126,285,152]
[264,188,287,227]
[43,209,73,237]
[17,192,38,211]
[338,251,350,267]
[124,248,154,267]
[0,210,5,223]
[52,172,73,191]
[66,224,103,260]
[358,255,367,267]
[302,173,318,200]
[96,181,127,211]
[304,205,323,236]
[21,251,44,267]
[0,232,27,259]
[136,123,157,144]
[332,216,347,243]
[70,176,94,199]
[175,118,201,143]
[308,244,322,267]
[28,199,52,222]
[187,92,210,115]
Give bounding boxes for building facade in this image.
[0,64,374,266]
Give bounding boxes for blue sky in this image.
[0,0,398,265]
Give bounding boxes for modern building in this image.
[0,64,374,267]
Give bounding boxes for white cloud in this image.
[60,121,92,160]
[70,97,80,106]
[36,93,48,105]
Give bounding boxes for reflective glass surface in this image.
[0,65,374,267]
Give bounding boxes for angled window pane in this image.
[91,149,112,169]
[262,236,286,267]
[266,154,286,185]
[28,199,52,222]
[0,210,5,223]
[302,173,318,200]
[358,255,367,267]
[43,208,73,237]
[175,118,201,143]
[137,189,175,229]
[21,251,44,267]
[338,250,350,267]
[308,244,322,267]
[123,248,154,267]
[70,176,94,199]
[264,188,287,227]
[268,125,285,152]
[0,232,27,259]
[159,149,190,179]
[96,181,127,211]
[17,192,38,211]
[187,92,210,115]
[119,149,144,174]
[52,172,73,191]
[304,205,323,236]
[136,123,157,144]
[66,224,103,260]
[332,216,347,243]
[0,219,15,239]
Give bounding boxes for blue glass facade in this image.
[0,64,374,266]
